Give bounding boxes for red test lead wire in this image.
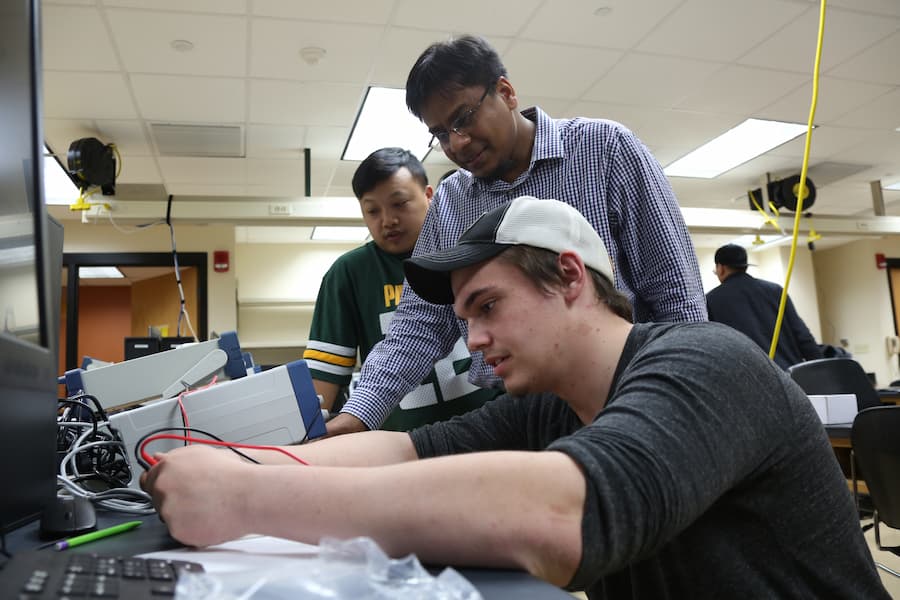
[140,433,310,468]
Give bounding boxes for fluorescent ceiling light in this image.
[79,266,124,279]
[311,226,370,242]
[43,144,79,205]
[342,87,432,161]
[885,182,900,191]
[664,118,808,179]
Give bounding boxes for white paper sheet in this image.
[138,534,319,574]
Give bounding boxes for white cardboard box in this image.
[807,394,858,425]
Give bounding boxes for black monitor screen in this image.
[0,0,59,534]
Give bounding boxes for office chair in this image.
[852,406,900,577]
[788,358,882,412]
[788,358,882,518]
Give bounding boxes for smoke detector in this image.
[299,46,326,66]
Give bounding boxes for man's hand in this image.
[140,445,252,547]
[324,412,369,437]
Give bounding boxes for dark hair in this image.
[406,35,507,119]
[496,246,633,323]
[351,147,428,199]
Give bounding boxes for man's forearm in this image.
[244,450,586,586]
[246,430,416,467]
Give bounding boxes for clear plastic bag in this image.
[174,536,484,600]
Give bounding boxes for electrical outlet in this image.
[269,203,291,216]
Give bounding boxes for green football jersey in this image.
[303,242,497,431]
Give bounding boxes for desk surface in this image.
[5,512,572,599]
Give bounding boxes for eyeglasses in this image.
[429,82,495,149]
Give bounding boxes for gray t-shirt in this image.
[410,322,888,599]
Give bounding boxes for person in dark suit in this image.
[706,243,823,369]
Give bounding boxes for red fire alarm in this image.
[876,253,887,269]
[213,250,230,273]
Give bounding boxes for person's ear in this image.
[558,252,586,301]
[496,76,518,110]
[424,184,434,205]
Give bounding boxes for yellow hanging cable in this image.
[749,188,784,234]
[768,0,826,360]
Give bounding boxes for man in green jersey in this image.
[303,147,498,430]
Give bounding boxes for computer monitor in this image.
[0,0,60,534]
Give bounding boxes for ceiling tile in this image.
[245,158,307,187]
[831,88,900,130]
[251,0,393,23]
[131,74,246,122]
[758,77,894,125]
[249,19,383,82]
[638,0,808,61]
[676,65,809,115]
[159,157,246,184]
[89,119,153,155]
[567,101,737,152]
[391,0,541,37]
[106,10,247,77]
[766,125,880,162]
[824,0,900,17]
[115,156,162,183]
[43,72,137,119]
[246,124,307,159]
[304,126,353,161]
[44,119,109,158]
[583,53,724,108]
[521,0,683,49]
[249,80,363,126]
[42,6,120,71]
[827,31,900,85]
[369,28,458,87]
[739,8,899,74]
[502,41,622,99]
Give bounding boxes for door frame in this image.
[62,252,207,370]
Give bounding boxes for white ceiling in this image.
[41,0,900,232]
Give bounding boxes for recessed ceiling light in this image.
[664,118,808,179]
[170,39,194,52]
[342,87,432,161]
[311,226,370,242]
[79,266,124,279]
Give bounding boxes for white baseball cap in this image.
[404,196,614,304]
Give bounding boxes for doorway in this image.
[61,252,207,372]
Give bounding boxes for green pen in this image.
[55,520,143,551]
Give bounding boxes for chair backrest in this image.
[852,406,900,529]
[788,358,881,411]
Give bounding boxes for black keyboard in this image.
[3,551,204,599]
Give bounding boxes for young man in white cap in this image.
[143,197,887,599]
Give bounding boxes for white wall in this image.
[814,236,900,386]
[234,241,359,349]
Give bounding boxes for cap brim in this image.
[404,242,509,304]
